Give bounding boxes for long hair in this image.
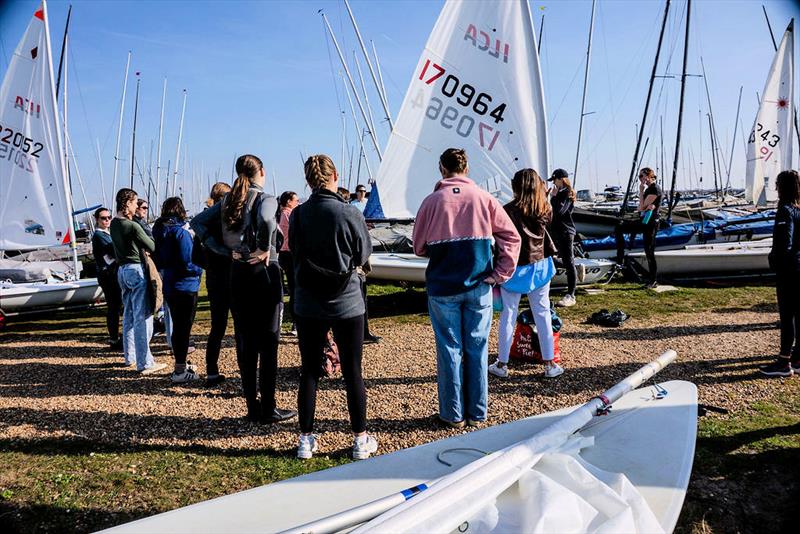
[776,169,800,207]
[511,168,551,219]
[160,197,187,221]
[559,176,577,202]
[223,154,263,230]
[115,188,137,215]
[206,182,231,208]
[304,154,336,190]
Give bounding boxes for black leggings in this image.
[776,273,800,359]
[278,251,295,322]
[297,314,366,433]
[360,276,372,337]
[205,254,231,376]
[553,232,577,296]
[229,260,282,416]
[164,291,198,366]
[97,269,121,341]
[615,218,658,281]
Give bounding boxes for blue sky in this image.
[2,0,799,212]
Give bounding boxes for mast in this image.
[172,89,187,196]
[573,0,596,187]
[321,11,382,160]
[659,115,665,190]
[96,138,107,208]
[155,78,167,209]
[707,114,720,199]
[354,52,378,136]
[129,73,141,189]
[700,57,725,198]
[63,35,71,191]
[619,0,671,217]
[41,0,79,275]
[55,3,71,101]
[343,0,394,131]
[342,72,374,181]
[726,86,743,192]
[538,14,545,55]
[112,51,131,200]
[666,0,692,221]
[370,40,391,122]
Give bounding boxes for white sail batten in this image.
[745,20,794,205]
[375,0,548,218]
[0,1,73,252]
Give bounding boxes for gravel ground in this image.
[0,306,795,457]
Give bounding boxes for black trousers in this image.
[97,269,121,342]
[230,260,282,417]
[359,276,372,337]
[297,314,366,433]
[164,290,198,366]
[205,254,231,376]
[278,251,295,322]
[776,272,800,359]
[615,219,658,281]
[553,231,577,296]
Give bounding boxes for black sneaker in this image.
[204,374,226,387]
[644,280,658,290]
[759,359,792,377]
[364,334,382,344]
[109,339,123,351]
[262,408,298,424]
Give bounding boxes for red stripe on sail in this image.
[62,230,71,245]
[34,6,44,20]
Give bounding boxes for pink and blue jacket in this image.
[412,175,521,297]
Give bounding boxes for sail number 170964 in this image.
[418,59,507,124]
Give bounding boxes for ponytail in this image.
[223,154,263,230]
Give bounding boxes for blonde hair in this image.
[223,154,263,230]
[512,168,551,219]
[206,182,231,208]
[304,154,336,190]
[559,176,577,202]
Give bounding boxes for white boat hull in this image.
[368,253,615,287]
[0,278,102,316]
[101,380,697,534]
[629,240,772,276]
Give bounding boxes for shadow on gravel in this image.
[564,321,778,341]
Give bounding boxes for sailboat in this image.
[366,0,614,286]
[0,1,101,319]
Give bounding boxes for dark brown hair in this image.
[776,169,800,207]
[206,182,231,208]
[279,191,297,207]
[304,154,336,190]
[94,207,111,220]
[512,168,551,219]
[439,148,468,175]
[160,197,187,220]
[224,154,263,230]
[115,188,137,215]
[638,167,656,183]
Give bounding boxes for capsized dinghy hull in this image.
[368,253,615,286]
[629,239,772,276]
[100,380,697,534]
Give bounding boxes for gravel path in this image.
[0,307,796,456]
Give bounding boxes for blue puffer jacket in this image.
[153,217,203,295]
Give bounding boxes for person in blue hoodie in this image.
[153,197,203,384]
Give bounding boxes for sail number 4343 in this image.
[418,59,507,124]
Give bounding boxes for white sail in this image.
[0,1,73,251]
[375,0,548,218]
[745,20,794,205]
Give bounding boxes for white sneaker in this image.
[556,294,576,307]
[171,368,199,384]
[488,359,509,378]
[297,434,319,460]
[576,263,587,283]
[543,362,564,378]
[353,434,378,460]
[140,362,167,375]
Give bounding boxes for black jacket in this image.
[91,230,116,275]
[769,204,800,273]
[550,188,576,236]
[289,188,372,320]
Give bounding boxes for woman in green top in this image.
[110,188,166,374]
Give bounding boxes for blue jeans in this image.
[427,283,492,423]
[118,263,154,370]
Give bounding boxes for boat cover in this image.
[0,258,75,283]
[581,223,712,252]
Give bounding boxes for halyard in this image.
[0,281,797,533]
